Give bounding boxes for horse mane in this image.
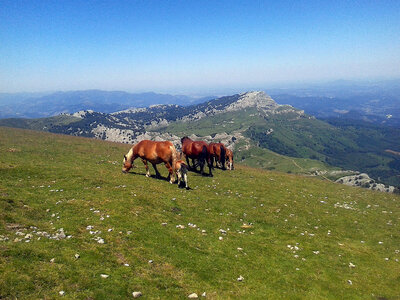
[181,136,191,143]
[124,147,135,163]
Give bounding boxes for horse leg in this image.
[151,163,161,178]
[185,155,192,170]
[199,157,205,175]
[164,162,175,184]
[142,159,150,177]
[208,157,213,177]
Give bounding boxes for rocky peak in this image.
[225,91,278,112]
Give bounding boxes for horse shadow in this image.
[125,171,191,189]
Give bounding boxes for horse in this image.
[175,160,189,189]
[122,140,177,184]
[226,148,234,170]
[181,136,213,177]
[208,142,227,170]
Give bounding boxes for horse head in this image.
[181,136,191,144]
[122,154,133,173]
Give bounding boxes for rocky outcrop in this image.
[225,91,278,112]
[336,173,397,193]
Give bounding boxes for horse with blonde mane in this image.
[122,140,177,184]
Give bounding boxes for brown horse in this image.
[181,136,213,176]
[226,148,234,170]
[175,160,189,189]
[208,142,227,170]
[122,140,177,183]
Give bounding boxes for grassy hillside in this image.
[0,115,80,131]
[159,109,400,187]
[1,127,400,299]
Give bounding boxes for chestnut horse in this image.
[122,140,177,183]
[181,136,213,177]
[208,142,226,170]
[226,148,234,170]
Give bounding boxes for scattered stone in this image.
[124,263,130,267]
[237,275,244,282]
[97,238,105,244]
[201,292,206,297]
[59,290,65,296]
[161,223,168,226]
[74,253,80,259]
[188,293,198,299]
[219,236,223,241]
[148,260,153,264]
[241,224,252,229]
[100,274,109,278]
[347,279,353,285]
[132,291,142,298]
[349,262,355,268]
[108,228,113,232]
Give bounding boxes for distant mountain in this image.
[0,90,214,119]
[269,79,400,127]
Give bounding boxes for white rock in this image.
[100,274,109,278]
[97,238,105,244]
[59,290,65,296]
[132,291,142,298]
[347,279,353,285]
[188,293,198,298]
[237,275,244,281]
[349,262,355,268]
[74,253,80,259]
[218,236,223,241]
[201,292,206,297]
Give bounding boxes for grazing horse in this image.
[181,136,213,177]
[122,140,177,184]
[226,148,234,170]
[208,142,227,170]
[175,160,189,189]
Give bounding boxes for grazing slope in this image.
[1,127,399,299]
[1,91,400,186]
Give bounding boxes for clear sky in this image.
[1,0,399,94]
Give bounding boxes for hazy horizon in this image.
[1,1,399,94]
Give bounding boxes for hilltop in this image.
[0,126,399,299]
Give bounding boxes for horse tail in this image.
[220,145,226,170]
[170,144,178,171]
[168,144,178,183]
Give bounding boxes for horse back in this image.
[136,140,175,163]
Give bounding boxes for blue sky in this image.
[1,0,399,94]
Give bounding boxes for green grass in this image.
[1,127,399,299]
